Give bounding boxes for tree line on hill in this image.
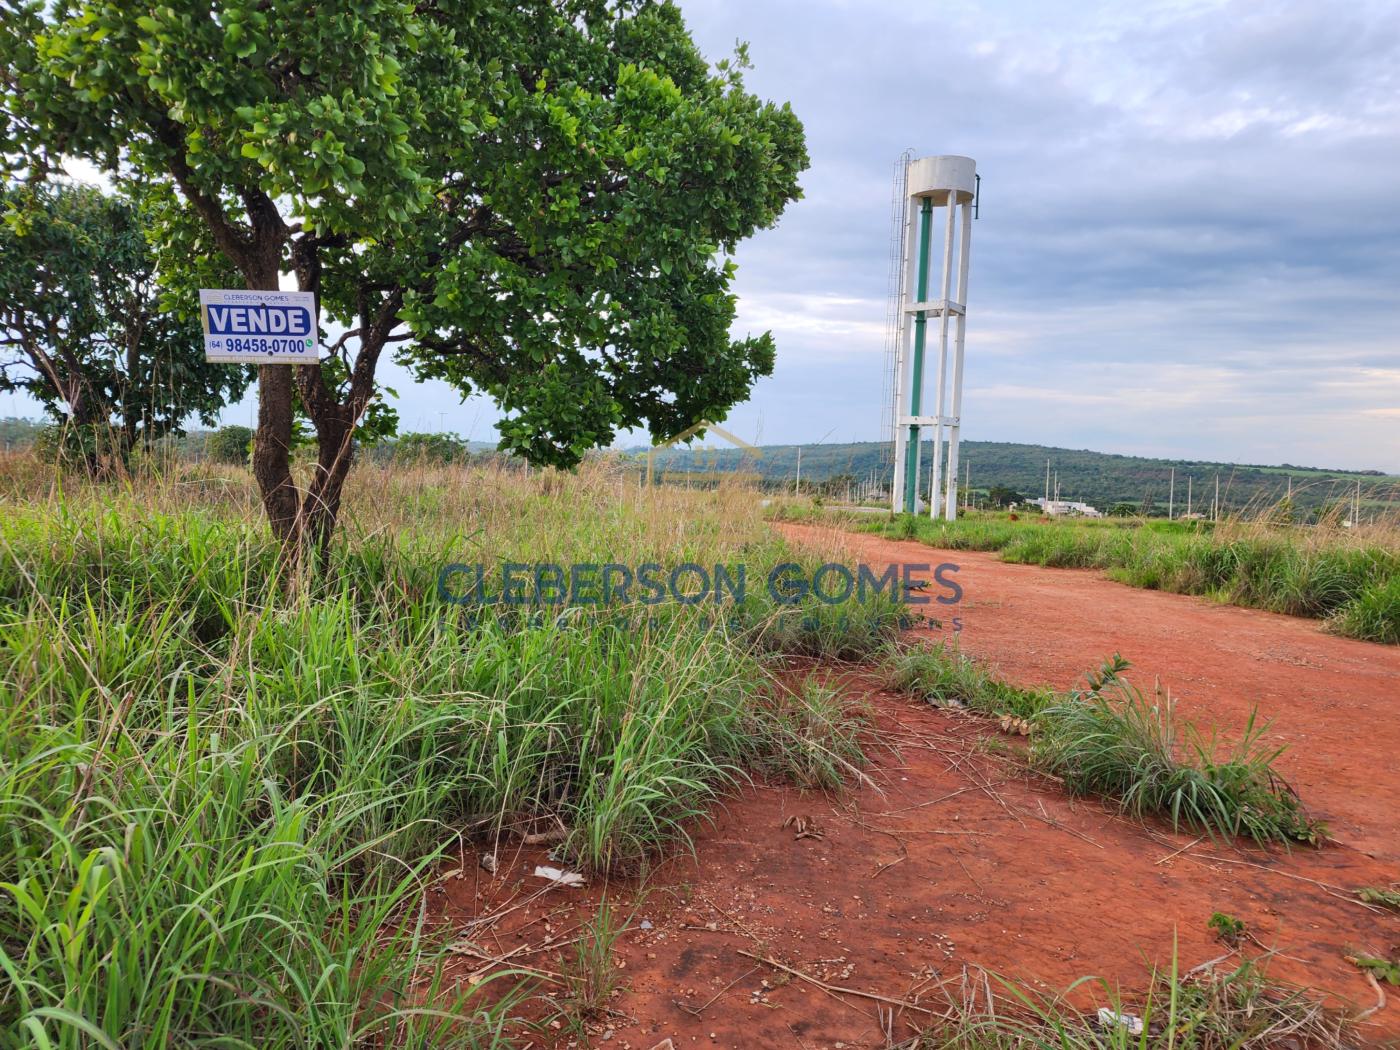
[643,439,1398,519]
[6,412,1392,522]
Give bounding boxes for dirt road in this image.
[444,523,1400,1049]
[779,522,1400,865]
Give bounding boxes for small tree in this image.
[208,424,254,465]
[393,432,470,465]
[0,181,252,472]
[3,1,807,557]
[986,484,1023,508]
[1109,501,1137,517]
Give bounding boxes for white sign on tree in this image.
[199,289,318,364]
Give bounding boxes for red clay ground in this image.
[428,523,1400,1049]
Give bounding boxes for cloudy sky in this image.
[7,0,1397,470]
[682,0,1400,470]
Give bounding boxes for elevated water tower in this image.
[888,155,977,518]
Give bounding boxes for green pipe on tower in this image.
[902,198,934,512]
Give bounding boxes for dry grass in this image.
[0,451,906,1045]
[911,953,1354,1049]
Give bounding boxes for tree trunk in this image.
[69,402,102,479]
[301,410,356,565]
[245,258,301,549]
[252,362,300,543]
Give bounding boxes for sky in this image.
[6,0,1398,470]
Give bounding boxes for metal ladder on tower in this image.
[879,149,915,492]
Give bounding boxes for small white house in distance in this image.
[1026,497,1104,518]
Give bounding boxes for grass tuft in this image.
[743,677,870,791]
[881,642,1053,720]
[881,646,1320,846]
[1030,662,1322,846]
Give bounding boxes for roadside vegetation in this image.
[842,509,1400,644]
[0,454,897,1045]
[882,646,1322,845]
[0,449,1348,1044]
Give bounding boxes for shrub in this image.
[393,431,471,464]
[207,424,254,464]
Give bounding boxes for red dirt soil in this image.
[431,523,1400,1049]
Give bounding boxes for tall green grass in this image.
[857,512,1400,644]
[1031,666,1321,845]
[0,459,904,1044]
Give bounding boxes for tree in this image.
[2,1,807,556]
[393,431,470,465]
[208,423,254,464]
[0,181,252,472]
[986,484,1023,508]
[1109,501,1137,517]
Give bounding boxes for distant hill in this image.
[6,412,1394,519]
[639,439,1399,516]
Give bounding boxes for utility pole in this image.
[1187,475,1192,517]
[795,446,801,496]
[1168,467,1175,520]
[1045,458,1050,504]
[1214,473,1220,522]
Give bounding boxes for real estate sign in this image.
[199,289,318,364]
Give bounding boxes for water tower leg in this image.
[900,198,934,514]
[889,185,919,513]
[928,189,957,518]
[944,199,973,520]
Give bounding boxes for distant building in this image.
[1026,497,1103,518]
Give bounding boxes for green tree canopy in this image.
[1,0,807,551]
[207,423,254,464]
[0,181,251,470]
[392,431,471,465]
[986,484,1023,508]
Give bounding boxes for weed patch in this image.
[1030,661,1321,846]
[913,955,1351,1049]
[0,460,904,1043]
[881,645,1320,846]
